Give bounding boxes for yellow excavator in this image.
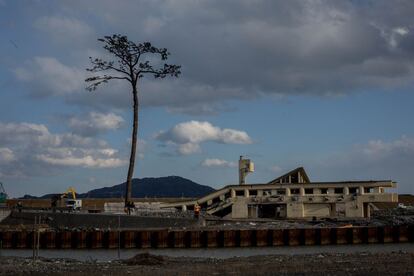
[51,187,82,211]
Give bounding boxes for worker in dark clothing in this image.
[16,201,23,212]
[125,201,135,215]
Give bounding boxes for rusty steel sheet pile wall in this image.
[0,226,413,249]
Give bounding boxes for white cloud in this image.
[394,27,409,36]
[155,121,252,155]
[178,143,201,155]
[34,16,94,44]
[10,1,414,115]
[156,120,252,144]
[380,26,411,48]
[37,155,125,168]
[0,121,126,178]
[68,112,124,136]
[303,136,414,193]
[201,158,237,168]
[0,148,16,163]
[314,136,414,171]
[362,136,414,157]
[14,57,84,96]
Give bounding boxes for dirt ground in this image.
[1,251,413,275]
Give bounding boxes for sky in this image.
[0,0,414,197]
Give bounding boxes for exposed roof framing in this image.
[267,167,310,184]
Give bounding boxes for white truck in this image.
[65,199,82,211]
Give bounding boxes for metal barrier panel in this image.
[367,227,379,244]
[272,229,284,246]
[352,228,363,244]
[1,225,411,250]
[239,230,253,247]
[409,225,414,242]
[44,231,56,249]
[27,231,35,249]
[206,230,219,248]
[223,230,236,247]
[304,229,316,245]
[74,232,87,249]
[190,231,201,248]
[57,231,72,249]
[398,226,409,243]
[90,231,103,249]
[287,229,300,246]
[382,226,394,243]
[335,228,348,244]
[122,231,136,248]
[155,230,169,248]
[15,231,27,249]
[256,229,269,247]
[167,231,175,248]
[1,232,13,248]
[173,231,186,248]
[319,228,331,245]
[107,231,119,249]
[139,231,151,249]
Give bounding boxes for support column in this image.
[286,188,291,196]
[344,187,349,195]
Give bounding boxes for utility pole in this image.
[117,214,121,260]
[32,216,36,261]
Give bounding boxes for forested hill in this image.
[78,176,215,198]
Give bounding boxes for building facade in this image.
[162,167,398,219]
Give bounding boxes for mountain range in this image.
[21,176,215,199]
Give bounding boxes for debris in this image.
[123,253,164,266]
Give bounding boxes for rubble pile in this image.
[372,207,414,226]
[123,253,164,266]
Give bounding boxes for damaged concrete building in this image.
[162,167,398,219]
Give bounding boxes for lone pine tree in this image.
[86,34,181,208]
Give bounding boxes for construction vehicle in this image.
[0,182,7,207]
[51,187,82,211]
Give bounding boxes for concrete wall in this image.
[1,211,198,230]
[345,199,364,218]
[303,204,331,217]
[228,193,397,219]
[287,202,304,218]
[231,198,248,219]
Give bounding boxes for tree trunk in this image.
[125,85,139,207]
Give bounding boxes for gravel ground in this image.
[1,251,413,275]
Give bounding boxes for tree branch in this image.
[87,58,130,76]
[85,75,131,91]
